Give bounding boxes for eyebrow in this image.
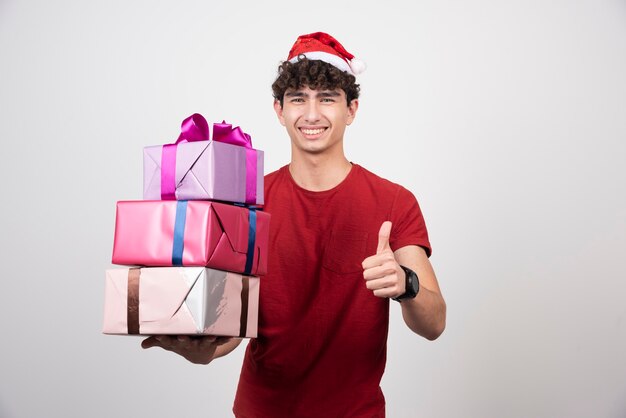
[285,90,341,98]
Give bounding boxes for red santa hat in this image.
[287,32,366,76]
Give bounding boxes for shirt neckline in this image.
[282,163,360,198]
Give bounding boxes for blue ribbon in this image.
[244,208,257,275]
[172,200,188,266]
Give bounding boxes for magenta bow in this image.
[160,115,257,204]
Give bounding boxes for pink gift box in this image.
[143,139,264,204]
[143,115,264,205]
[112,200,269,275]
[102,267,259,337]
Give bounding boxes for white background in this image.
[1,1,625,417]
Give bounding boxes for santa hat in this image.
[287,32,366,76]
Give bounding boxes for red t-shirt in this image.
[233,164,431,418]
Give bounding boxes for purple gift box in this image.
[143,114,264,205]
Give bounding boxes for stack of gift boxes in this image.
[102,114,269,338]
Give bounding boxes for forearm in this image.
[399,286,446,340]
[394,245,446,340]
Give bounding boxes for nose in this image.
[304,100,321,123]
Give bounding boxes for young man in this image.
[142,32,446,417]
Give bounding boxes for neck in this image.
[289,152,352,192]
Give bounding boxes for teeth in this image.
[301,128,326,135]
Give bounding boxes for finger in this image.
[363,264,397,281]
[141,336,159,349]
[376,221,392,254]
[191,336,218,349]
[154,335,176,349]
[373,286,401,298]
[361,254,378,270]
[187,335,217,342]
[142,335,174,350]
[365,275,399,291]
[362,251,395,270]
[367,275,402,297]
[176,335,194,349]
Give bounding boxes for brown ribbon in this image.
[127,268,140,335]
[238,276,250,338]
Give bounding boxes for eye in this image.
[321,97,335,103]
[290,98,305,103]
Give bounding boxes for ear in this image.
[274,99,286,126]
[346,99,359,126]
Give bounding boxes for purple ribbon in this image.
[213,121,257,205]
[160,114,210,200]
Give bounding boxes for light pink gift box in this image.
[143,139,264,205]
[112,200,269,275]
[103,267,259,337]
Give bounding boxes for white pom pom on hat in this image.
[287,32,366,76]
[348,57,367,75]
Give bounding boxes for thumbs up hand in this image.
[362,221,406,299]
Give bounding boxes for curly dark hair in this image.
[272,57,360,107]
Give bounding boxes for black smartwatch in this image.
[393,265,420,301]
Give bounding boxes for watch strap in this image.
[393,265,419,301]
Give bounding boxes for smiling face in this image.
[274,86,359,158]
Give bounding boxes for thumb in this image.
[141,336,158,349]
[376,221,392,254]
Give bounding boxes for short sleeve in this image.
[388,186,432,257]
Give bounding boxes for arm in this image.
[141,335,243,364]
[362,221,446,340]
[394,244,446,340]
